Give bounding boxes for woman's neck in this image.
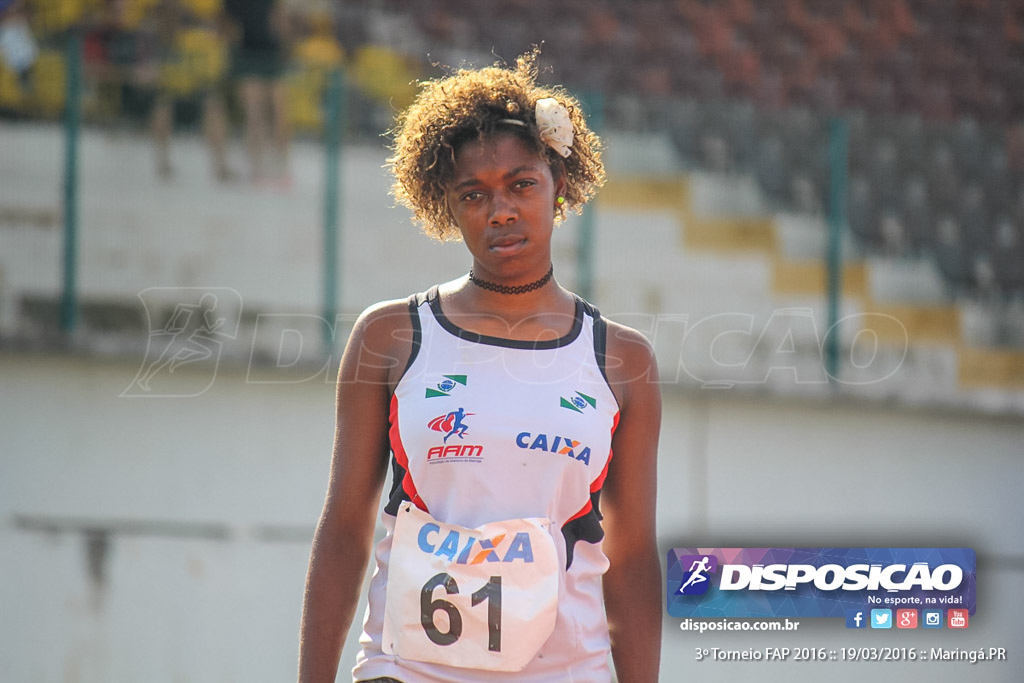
[438,277,577,342]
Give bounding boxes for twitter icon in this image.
[870,609,892,629]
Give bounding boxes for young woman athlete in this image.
[298,51,662,683]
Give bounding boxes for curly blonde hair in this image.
[387,50,606,241]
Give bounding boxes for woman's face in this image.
[445,132,566,284]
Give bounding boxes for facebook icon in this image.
[845,609,867,629]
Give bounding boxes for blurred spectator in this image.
[224,0,291,186]
[0,0,38,88]
[292,10,343,69]
[349,43,419,124]
[287,9,344,133]
[139,0,232,181]
[83,0,144,122]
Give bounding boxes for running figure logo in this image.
[427,408,474,443]
[676,554,718,596]
[123,288,241,397]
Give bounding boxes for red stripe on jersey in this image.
[565,410,620,523]
[389,393,427,512]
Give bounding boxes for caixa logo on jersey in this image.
[667,548,976,619]
[417,522,536,565]
[515,432,592,465]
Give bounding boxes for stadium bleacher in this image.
[2,0,1023,303]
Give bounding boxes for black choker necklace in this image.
[469,265,554,294]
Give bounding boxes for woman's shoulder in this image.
[340,297,420,388]
[358,295,414,320]
[351,284,444,346]
[351,296,417,344]
[601,317,659,404]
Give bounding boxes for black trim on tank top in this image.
[384,457,411,517]
[425,286,585,349]
[383,294,424,517]
[561,489,605,570]
[399,292,424,378]
[579,298,611,386]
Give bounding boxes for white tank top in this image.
[352,287,620,683]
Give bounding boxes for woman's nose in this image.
[488,192,517,225]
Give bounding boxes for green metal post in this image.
[60,31,83,333]
[577,91,604,303]
[322,68,344,349]
[826,117,849,381]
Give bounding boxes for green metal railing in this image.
[825,117,849,382]
[576,91,604,303]
[59,31,82,334]
[321,68,345,349]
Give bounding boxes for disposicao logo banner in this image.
[667,548,976,619]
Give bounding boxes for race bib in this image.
[382,502,559,672]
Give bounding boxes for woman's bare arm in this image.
[298,301,413,683]
[601,321,662,683]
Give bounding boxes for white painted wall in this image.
[2,353,1021,682]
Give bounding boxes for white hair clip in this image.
[535,98,573,158]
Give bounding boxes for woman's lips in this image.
[489,236,527,254]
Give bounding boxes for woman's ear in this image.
[555,175,568,206]
[551,159,568,204]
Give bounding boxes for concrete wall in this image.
[2,353,1021,682]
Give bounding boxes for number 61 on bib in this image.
[383,503,560,672]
